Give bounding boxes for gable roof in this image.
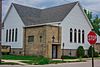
[12,2,77,26]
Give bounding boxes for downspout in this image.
[45,26,47,57]
[24,27,26,56]
[58,23,61,43]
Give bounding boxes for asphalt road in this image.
[0,60,100,67]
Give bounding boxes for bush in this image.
[61,55,77,59]
[50,60,66,64]
[84,55,89,58]
[94,52,99,57]
[76,46,85,58]
[88,46,95,57]
[88,46,99,57]
[37,57,50,65]
[32,56,50,65]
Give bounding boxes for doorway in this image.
[52,45,58,59]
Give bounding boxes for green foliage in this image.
[76,46,85,58]
[84,9,100,36]
[84,55,89,58]
[84,9,92,22]
[92,16,100,36]
[88,46,95,57]
[3,55,50,65]
[88,46,99,57]
[22,60,66,65]
[94,51,99,57]
[49,60,66,64]
[61,55,77,59]
[31,56,50,65]
[2,55,34,60]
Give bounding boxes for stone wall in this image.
[45,25,61,58]
[23,25,61,58]
[10,48,24,55]
[94,43,100,53]
[63,49,88,56]
[23,25,47,56]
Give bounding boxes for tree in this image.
[84,9,100,36]
[92,15,100,35]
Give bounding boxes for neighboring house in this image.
[94,35,100,53]
[2,1,93,58]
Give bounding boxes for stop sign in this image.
[87,31,97,45]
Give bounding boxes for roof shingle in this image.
[13,2,78,26]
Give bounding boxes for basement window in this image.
[28,36,34,42]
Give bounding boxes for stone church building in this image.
[2,2,93,58]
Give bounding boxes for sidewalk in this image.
[2,59,28,65]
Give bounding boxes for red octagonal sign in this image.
[87,31,97,45]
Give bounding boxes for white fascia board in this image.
[78,2,93,29]
[24,22,61,28]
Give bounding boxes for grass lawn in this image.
[2,55,87,65]
[21,60,66,65]
[2,55,34,60]
[0,62,19,65]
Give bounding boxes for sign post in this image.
[87,31,97,67]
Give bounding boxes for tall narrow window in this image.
[9,29,11,42]
[78,30,81,43]
[70,28,73,42]
[15,28,18,42]
[12,29,14,42]
[82,30,84,43]
[6,30,8,42]
[40,36,42,42]
[74,29,77,43]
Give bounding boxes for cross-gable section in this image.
[6,2,77,26]
[61,2,92,50]
[2,4,25,48]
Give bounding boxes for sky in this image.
[2,0,100,20]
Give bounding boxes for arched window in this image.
[15,28,18,42]
[82,30,84,43]
[70,28,73,42]
[78,30,81,43]
[12,29,14,42]
[6,30,8,42]
[74,29,77,43]
[9,29,11,42]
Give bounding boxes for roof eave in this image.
[78,2,93,29]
